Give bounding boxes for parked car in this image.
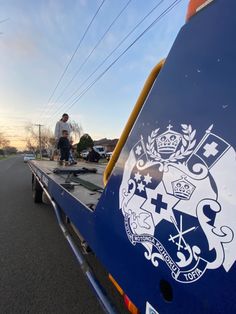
[24,153,36,163]
[93,146,106,158]
[42,149,49,158]
[80,150,89,159]
[106,151,113,161]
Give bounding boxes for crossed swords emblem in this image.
[169,215,196,250]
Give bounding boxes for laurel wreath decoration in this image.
[146,124,196,164]
[146,128,160,159]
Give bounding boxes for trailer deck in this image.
[30,160,105,210]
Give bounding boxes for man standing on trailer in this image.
[52,113,72,163]
[55,113,72,142]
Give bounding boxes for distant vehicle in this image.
[42,149,49,158]
[80,150,89,159]
[24,153,35,163]
[93,145,106,158]
[106,151,113,160]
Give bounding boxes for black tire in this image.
[32,175,43,203]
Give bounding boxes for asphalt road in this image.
[0,156,105,314]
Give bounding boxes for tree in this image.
[70,120,83,144]
[77,133,94,155]
[40,127,55,150]
[4,146,17,155]
[25,123,55,152]
[25,124,38,151]
[0,132,10,148]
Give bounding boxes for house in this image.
[93,138,118,152]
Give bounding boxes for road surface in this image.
[0,156,107,314]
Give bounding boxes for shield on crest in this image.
[119,124,236,283]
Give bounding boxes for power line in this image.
[46,0,181,121]
[50,0,132,109]
[40,0,106,121]
[44,0,165,123]
[60,0,182,113]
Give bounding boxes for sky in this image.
[0,0,188,150]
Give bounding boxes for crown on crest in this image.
[172,176,195,200]
[156,125,182,154]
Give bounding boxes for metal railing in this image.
[103,59,165,186]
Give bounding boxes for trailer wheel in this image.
[32,175,43,203]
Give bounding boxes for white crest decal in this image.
[119,124,236,283]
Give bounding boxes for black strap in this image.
[53,167,97,175]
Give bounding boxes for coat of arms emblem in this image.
[119,124,236,283]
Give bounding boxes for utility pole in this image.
[35,124,43,159]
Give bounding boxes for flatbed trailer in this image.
[28,1,236,313]
[29,160,128,314]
